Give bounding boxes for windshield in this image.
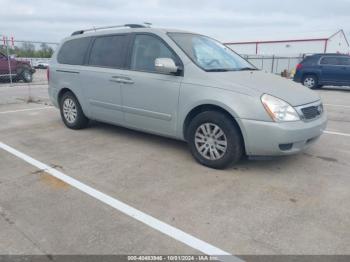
[168,33,256,72]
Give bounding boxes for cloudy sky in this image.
[0,0,349,44]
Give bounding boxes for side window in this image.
[88,35,128,68]
[320,57,339,66]
[57,37,91,65]
[338,57,350,66]
[131,34,179,73]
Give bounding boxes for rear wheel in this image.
[20,67,33,83]
[303,75,318,89]
[187,111,243,169]
[59,91,89,129]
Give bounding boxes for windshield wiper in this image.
[238,67,258,71]
[206,68,231,72]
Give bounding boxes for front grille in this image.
[301,104,323,120]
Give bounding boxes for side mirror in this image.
[155,58,179,74]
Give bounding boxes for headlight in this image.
[261,94,300,122]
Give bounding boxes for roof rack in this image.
[71,24,148,36]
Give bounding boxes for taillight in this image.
[296,63,303,70]
[47,67,50,82]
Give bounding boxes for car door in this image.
[121,34,183,136]
[337,56,350,85]
[319,56,346,85]
[0,52,9,75]
[81,34,130,124]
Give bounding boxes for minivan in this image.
[48,24,327,169]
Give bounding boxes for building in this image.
[225,29,350,56]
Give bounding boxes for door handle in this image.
[120,79,134,84]
[110,76,134,84]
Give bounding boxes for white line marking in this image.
[324,131,350,137]
[0,142,240,261]
[0,107,53,114]
[324,104,350,109]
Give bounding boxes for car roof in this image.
[310,53,350,57]
[66,27,193,41]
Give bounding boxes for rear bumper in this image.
[293,71,302,83]
[241,113,327,156]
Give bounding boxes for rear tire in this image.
[59,91,89,129]
[187,111,243,169]
[303,75,318,89]
[20,67,33,83]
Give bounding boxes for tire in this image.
[302,75,318,89]
[187,111,243,169]
[20,67,33,83]
[59,91,89,129]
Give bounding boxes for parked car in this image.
[33,60,49,69]
[48,24,327,169]
[294,53,350,89]
[0,52,35,82]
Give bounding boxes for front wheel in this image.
[187,111,243,169]
[59,91,89,129]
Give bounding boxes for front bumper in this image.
[241,112,327,156]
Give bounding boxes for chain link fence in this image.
[0,37,58,105]
[243,55,304,77]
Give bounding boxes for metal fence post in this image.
[5,37,13,85]
[271,55,275,73]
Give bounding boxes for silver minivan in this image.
[48,24,327,169]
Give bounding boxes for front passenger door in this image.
[319,56,346,85]
[121,34,183,136]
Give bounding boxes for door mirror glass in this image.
[155,58,178,74]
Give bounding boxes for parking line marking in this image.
[324,131,350,137]
[324,104,350,109]
[0,142,240,261]
[0,107,53,114]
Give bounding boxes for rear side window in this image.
[57,37,91,65]
[320,57,339,65]
[88,35,128,68]
[338,57,350,66]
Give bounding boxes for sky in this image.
[0,0,349,44]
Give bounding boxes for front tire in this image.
[187,111,243,169]
[59,91,89,129]
[303,75,318,89]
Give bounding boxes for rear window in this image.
[88,35,128,68]
[301,56,315,65]
[57,37,91,65]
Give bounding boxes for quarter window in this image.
[57,37,91,65]
[88,35,128,68]
[131,35,179,73]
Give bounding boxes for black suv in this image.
[293,54,350,89]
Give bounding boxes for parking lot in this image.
[0,72,350,260]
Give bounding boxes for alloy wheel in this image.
[194,123,228,160]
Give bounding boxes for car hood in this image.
[211,70,320,106]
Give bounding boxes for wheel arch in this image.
[57,88,75,105]
[302,72,320,82]
[182,103,246,154]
